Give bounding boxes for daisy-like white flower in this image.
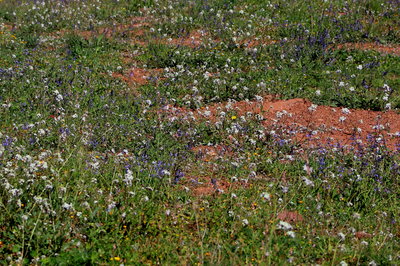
[277,221,293,230]
[287,231,296,238]
[302,176,314,186]
[260,192,271,201]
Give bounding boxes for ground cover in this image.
[0,0,399,264]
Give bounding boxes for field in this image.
[0,0,399,264]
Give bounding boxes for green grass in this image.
[0,0,399,264]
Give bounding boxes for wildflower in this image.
[308,104,317,112]
[260,192,271,200]
[302,177,314,186]
[315,90,321,96]
[277,221,293,230]
[62,203,73,211]
[357,65,363,70]
[341,108,350,114]
[286,231,296,238]
[383,84,391,92]
[242,219,249,226]
[338,232,346,241]
[303,164,313,175]
[231,115,237,120]
[123,170,134,186]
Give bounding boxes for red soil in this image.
[167,30,210,48]
[240,39,279,48]
[336,43,400,56]
[191,145,232,161]
[51,16,149,42]
[277,210,304,224]
[112,67,163,86]
[165,96,400,150]
[355,231,373,239]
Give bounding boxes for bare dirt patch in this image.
[1,23,14,31]
[192,145,233,162]
[112,67,163,86]
[336,42,400,56]
[277,210,304,224]
[240,39,279,48]
[50,16,150,43]
[355,231,373,239]
[180,174,252,197]
[218,97,400,149]
[166,30,211,48]
[164,95,400,150]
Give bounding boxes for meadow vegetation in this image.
[0,0,399,264]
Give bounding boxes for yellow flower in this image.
[231,115,237,120]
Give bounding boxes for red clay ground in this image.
[335,42,400,56]
[167,30,209,48]
[112,67,163,86]
[47,16,150,45]
[164,96,400,150]
[165,96,400,197]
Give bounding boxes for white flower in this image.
[339,261,348,266]
[242,219,249,226]
[260,192,271,200]
[339,116,347,122]
[0,145,4,157]
[56,94,63,102]
[62,203,73,210]
[383,84,391,92]
[357,65,363,70]
[341,108,350,114]
[287,231,296,238]
[123,170,134,186]
[315,90,321,96]
[302,176,314,186]
[338,232,346,241]
[308,104,318,112]
[277,221,293,230]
